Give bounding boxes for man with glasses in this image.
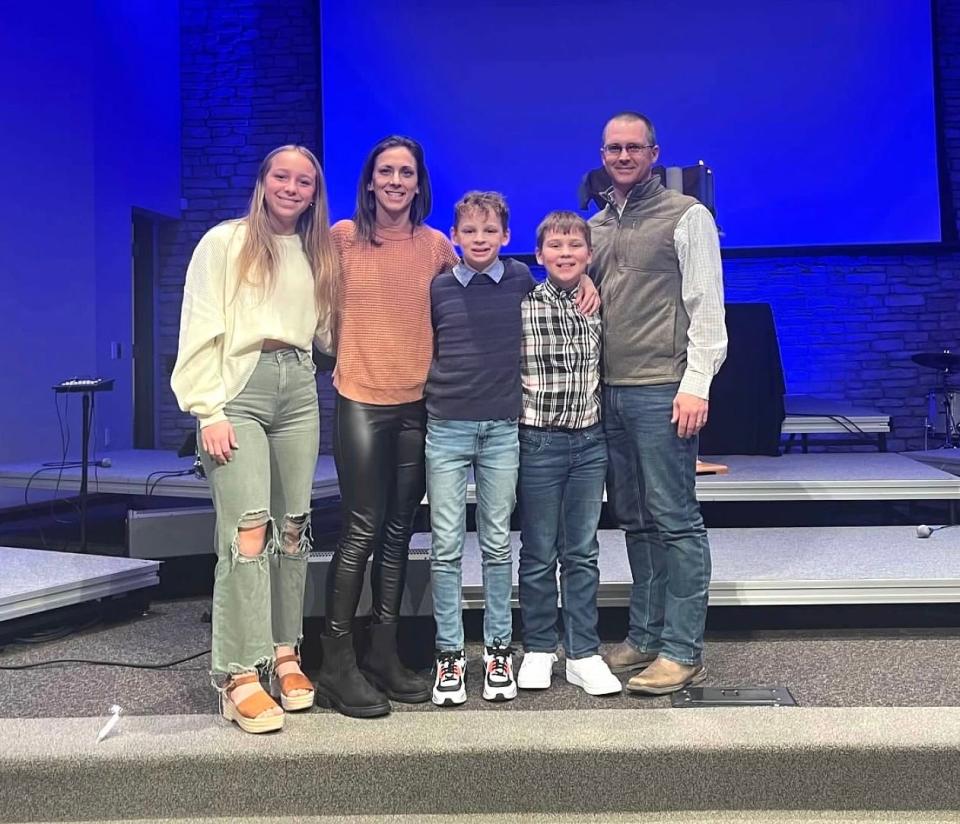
[589,111,727,694]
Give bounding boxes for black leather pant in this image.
[326,393,426,637]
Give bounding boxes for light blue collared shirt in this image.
[452,258,505,287]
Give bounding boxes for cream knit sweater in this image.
[171,220,333,428]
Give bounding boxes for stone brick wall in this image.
[723,254,960,450]
[157,0,331,451]
[158,0,960,453]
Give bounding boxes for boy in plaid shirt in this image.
[515,211,622,696]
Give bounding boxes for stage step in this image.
[2,708,959,822]
[300,526,960,618]
[20,813,960,824]
[0,546,159,624]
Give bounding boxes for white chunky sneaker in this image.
[517,651,558,690]
[566,654,623,696]
[432,651,466,706]
[482,639,517,702]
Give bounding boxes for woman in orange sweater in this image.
[314,136,457,717]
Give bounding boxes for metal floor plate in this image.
[672,686,797,708]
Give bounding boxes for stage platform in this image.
[781,393,890,452]
[4,450,949,508]
[695,452,960,501]
[298,524,960,617]
[118,452,960,561]
[0,448,340,501]
[905,449,960,477]
[0,546,159,623]
[115,451,960,562]
[447,452,960,504]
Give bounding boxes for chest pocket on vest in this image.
[616,217,677,272]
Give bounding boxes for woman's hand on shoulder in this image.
[201,420,238,465]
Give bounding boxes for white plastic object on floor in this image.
[96,704,123,742]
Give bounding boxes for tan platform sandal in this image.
[222,673,284,734]
[273,653,316,712]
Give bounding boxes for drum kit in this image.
[912,350,960,448]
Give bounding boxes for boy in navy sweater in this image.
[426,192,532,705]
[426,193,599,706]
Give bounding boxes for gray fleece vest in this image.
[588,177,698,386]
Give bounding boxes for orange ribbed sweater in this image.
[332,220,458,404]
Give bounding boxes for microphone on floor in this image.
[916,524,956,539]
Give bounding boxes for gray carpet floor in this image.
[17,813,960,824]
[1,597,960,717]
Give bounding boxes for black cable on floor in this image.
[145,468,194,497]
[12,616,101,644]
[0,649,211,671]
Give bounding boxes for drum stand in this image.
[927,377,960,449]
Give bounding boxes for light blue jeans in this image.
[426,417,519,651]
[201,349,319,676]
[603,383,711,666]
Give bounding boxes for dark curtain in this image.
[698,303,785,456]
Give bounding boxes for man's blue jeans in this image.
[517,423,606,659]
[426,417,518,651]
[603,383,711,666]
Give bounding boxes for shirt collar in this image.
[453,258,505,287]
[543,277,580,302]
[601,175,664,214]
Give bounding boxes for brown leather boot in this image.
[626,656,706,695]
[602,640,659,674]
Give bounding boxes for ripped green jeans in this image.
[201,349,320,676]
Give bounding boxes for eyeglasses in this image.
[602,143,655,157]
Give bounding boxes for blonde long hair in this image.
[235,145,339,343]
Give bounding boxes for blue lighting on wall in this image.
[321,0,940,252]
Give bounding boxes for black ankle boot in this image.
[314,633,390,718]
[360,622,430,703]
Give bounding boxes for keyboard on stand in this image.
[53,378,116,394]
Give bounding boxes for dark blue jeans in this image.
[517,423,606,659]
[603,384,711,666]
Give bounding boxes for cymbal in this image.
[912,351,960,371]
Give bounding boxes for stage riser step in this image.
[299,526,960,616]
[2,710,959,822]
[0,546,160,623]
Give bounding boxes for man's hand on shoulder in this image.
[575,275,601,316]
[672,392,708,439]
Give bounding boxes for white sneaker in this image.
[482,639,517,701]
[432,651,466,706]
[517,651,558,690]
[566,655,623,696]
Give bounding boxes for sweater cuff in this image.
[197,409,228,429]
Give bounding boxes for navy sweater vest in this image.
[426,258,535,420]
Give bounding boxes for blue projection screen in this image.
[321,1,940,251]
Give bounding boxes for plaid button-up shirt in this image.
[520,279,602,429]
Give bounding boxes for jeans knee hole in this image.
[281,513,312,556]
[232,510,273,561]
